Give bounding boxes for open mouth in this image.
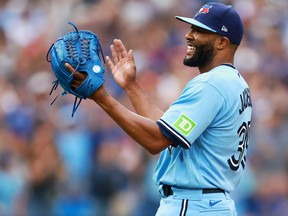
[187,44,196,51]
[186,43,196,56]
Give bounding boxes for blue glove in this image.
[46,22,105,117]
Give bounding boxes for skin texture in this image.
[65,26,238,155]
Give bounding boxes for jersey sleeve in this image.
[156,81,224,149]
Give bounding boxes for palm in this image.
[106,39,136,89]
[112,56,136,88]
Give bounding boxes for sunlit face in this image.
[183,26,218,68]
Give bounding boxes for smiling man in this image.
[66,2,252,215]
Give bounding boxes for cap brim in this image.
[175,16,216,33]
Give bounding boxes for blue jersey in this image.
[154,64,252,192]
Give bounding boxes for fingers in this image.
[65,63,74,73]
[110,44,119,63]
[105,56,116,74]
[128,49,134,61]
[64,63,78,89]
[65,63,86,80]
[115,39,128,58]
[108,39,128,63]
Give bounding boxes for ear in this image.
[217,37,230,50]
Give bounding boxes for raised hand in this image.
[105,39,137,90]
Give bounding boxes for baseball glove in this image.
[46,22,105,117]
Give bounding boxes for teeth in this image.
[187,45,195,51]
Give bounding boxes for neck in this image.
[198,58,234,73]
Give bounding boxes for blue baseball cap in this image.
[176,2,244,45]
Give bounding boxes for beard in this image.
[183,42,215,68]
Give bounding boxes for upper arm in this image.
[157,82,224,149]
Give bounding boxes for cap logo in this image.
[198,5,212,15]
[221,25,228,32]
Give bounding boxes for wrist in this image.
[89,85,109,102]
[123,80,140,93]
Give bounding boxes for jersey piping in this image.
[157,119,191,149]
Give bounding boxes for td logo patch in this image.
[173,114,197,136]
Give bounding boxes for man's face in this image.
[183,26,217,68]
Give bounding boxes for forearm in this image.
[90,86,170,154]
[124,81,164,121]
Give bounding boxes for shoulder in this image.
[189,65,247,92]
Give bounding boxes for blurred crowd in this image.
[0,0,287,215]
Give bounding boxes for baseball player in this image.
[67,2,252,215]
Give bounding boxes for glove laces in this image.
[46,22,84,117]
